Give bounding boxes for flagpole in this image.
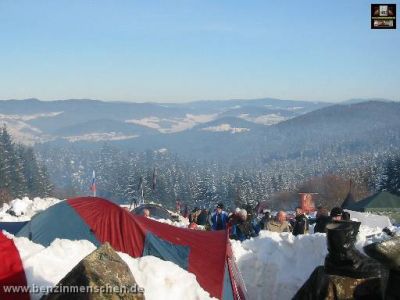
[91,170,96,197]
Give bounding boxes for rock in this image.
[43,243,145,300]
[364,236,400,272]
[293,266,383,300]
[364,236,400,299]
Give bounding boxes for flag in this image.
[90,170,96,196]
[152,168,157,191]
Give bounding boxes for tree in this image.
[0,126,53,200]
[380,155,400,196]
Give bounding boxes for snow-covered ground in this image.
[6,235,214,300]
[231,211,398,300]
[0,197,62,221]
[2,198,399,300]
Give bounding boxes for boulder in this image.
[43,243,144,300]
[293,266,383,300]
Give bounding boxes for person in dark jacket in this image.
[292,207,309,236]
[330,206,343,221]
[342,211,351,221]
[210,203,229,231]
[196,209,208,225]
[230,209,259,241]
[189,207,201,223]
[259,209,271,229]
[228,208,241,227]
[314,207,331,233]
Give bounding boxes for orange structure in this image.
[299,193,317,213]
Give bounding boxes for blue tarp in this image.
[17,201,100,246]
[0,221,28,235]
[143,231,190,270]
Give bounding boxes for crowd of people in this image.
[187,202,353,242]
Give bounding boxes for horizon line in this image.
[0,96,397,105]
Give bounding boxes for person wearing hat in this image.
[330,207,343,221]
[210,202,229,231]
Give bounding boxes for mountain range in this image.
[1,97,399,163]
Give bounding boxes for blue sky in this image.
[0,0,399,102]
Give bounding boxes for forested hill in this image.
[112,100,400,162]
[0,127,52,204]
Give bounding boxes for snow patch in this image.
[201,123,250,134]
[154,148,168,154]
[125,117,162,130]
[0,112,64,145]
[346,209,392,229]
[126,114,217,133]
[0,112,63,122]
[64,132,139,142]
[287,106,304,111]
[119,253,215,300]
[0,197,62,221]
[239,113,287,125]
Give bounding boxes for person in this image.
[266,211,292,233]
[143,208,150,218]
[189,207,201,224]
[230,209,259,241]
[330,207,343,221]
[196,209,208,226]
[228,208,241,228]
[314,207,331,233]
[259,208,271,230]
[188,222,198,230]
[292,207,309,236]
[342,211,350,221]
[210,203,229,231]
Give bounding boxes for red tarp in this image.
[0,231,29,300]
[69,197,238,299]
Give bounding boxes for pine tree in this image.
[0,126,53,200]
[380,155,400,195]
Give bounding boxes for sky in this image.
[0,0,399,103]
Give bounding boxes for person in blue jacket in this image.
[210,203,229,230]
[230,209,259,241]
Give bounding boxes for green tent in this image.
[346,191,400,223]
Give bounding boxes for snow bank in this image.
[119,253,215,300]
[0,197,62,221]
[231,231,327,300]
[10,236,213,300]
[231,211,396,300]
[346,209,392,229]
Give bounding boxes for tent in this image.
[16,197,246,299]
[341,191,356,210]
[0,221,28,235]
[345,191,400,223]
[345,191,400,212]
[0,231,29,300]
